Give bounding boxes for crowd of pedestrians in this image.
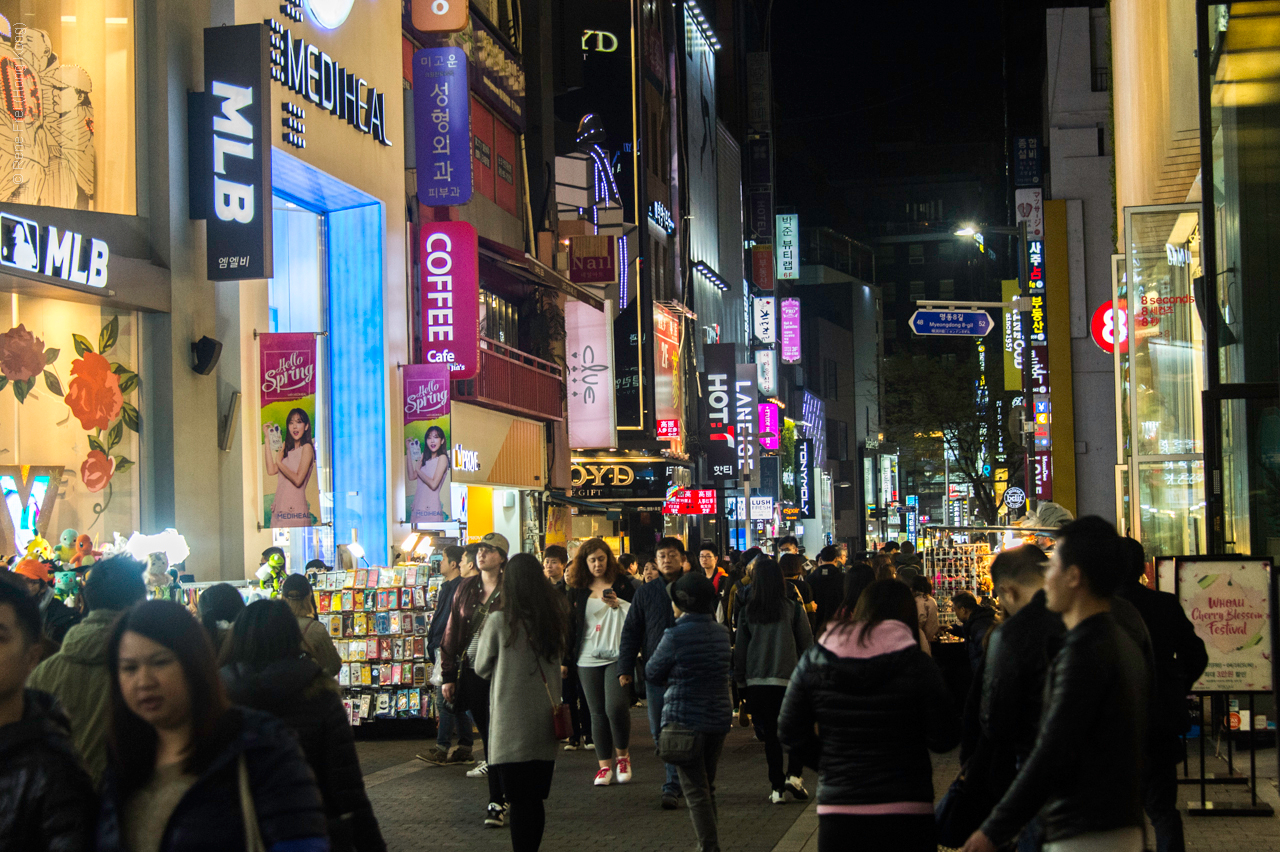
[0,515,1210,852]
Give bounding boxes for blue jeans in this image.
[1017,816,1043,852]
[646,682,683,796]
[437,702,475,750]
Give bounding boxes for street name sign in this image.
[909,309,994,337]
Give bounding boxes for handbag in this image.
[934,765,992,848]
[535,657,573,741]
[237,754,267,852]
[657,722,698,766]
[582,597,630,660]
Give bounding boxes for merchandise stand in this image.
[921,525,1057,629]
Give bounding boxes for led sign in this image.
[0,214,109,289]
[419,221,479,378]
[452,445,480,472]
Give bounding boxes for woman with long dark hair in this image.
[733,557,813,803]
[779,580,959,852]
[96,600,327,852]
[830,563,876,623]
[564,538,636,786]
[221,600,385,852]
[474,553,569,852]
[281,573,342,677]
[266,407,316,527]
[196,583,245,656]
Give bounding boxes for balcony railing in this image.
[453,336,564,422]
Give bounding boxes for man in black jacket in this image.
[951,591,996,674]
[972,544,1064,849]
[618,536,685,810]
[419,545,475,765]
[1117,538,1207,852]
[0,580,95,851]
[807,545,845,633]
[963,517,1148,852]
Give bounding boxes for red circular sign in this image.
[1090,300,1128,354]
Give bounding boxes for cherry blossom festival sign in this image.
[1177,558,1272,692]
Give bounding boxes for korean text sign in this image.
[780,298,801,363]
[419,221,479,379]
[403,364,453,526]
[702,343,737,481]
[413,47,473,206]
[259,333,319,528]
[775,214,798,279]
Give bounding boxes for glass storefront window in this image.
[0,296,140,552]
[266,197,333,568]
[0,1,137,213]
[1137,459,1206,558]
[1220,397,1280,558]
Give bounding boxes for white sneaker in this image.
[615,756,633,783]
[466,761,489,778]
[594,767,614,786]
[770,789,786,804]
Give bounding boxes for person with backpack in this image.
[220,600,385,852]
[733,557,813,803]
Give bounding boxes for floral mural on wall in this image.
[0,316,139,526]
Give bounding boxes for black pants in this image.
[460,668,504,805]
[1144,753,1185,852]
[494,761,554,852]
[817,814,935,852]
[744,685,802,790]
[562,665,592,742]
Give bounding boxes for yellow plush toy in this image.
[25,536,54,562]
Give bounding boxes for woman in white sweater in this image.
[475,553,569,848]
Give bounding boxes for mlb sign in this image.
[0,213,109,290]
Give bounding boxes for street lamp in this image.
[953,225,978,236]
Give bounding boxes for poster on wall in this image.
[565,300,616,449]
[403,364,453,526]
[1177,558,1272,692]
[259,333,321,528]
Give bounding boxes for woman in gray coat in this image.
[475,553,569,849]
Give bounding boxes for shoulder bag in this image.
[535,656,573,741]
[582,597,630,661]
[657,722,698,766]
[238,754,267,852]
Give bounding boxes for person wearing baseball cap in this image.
[440,531,510,826]
[646,572,733,852]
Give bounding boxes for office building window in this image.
[823,358,838,400]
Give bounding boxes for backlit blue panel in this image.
[271,148,388,564]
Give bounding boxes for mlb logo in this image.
[0,213,40,273]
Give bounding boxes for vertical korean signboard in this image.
[204,25,273,281]
[703,344,737,481]
[753,297,776,344]
[419,221,479,379]
[259,333,320,528]
[403,364,453,525]
[758,403,780,450]
[752,244,775,291]
[780,298,801,364]
[775,214,799,280]
[565,301,617,449]
[414,47,473,206]
[653,304,682,436]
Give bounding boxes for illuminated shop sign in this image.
[753,296,776,343]
[649,201,675,235]
[266,18,392,146]
[0,213,109,289]
[702,343,737,481]
[203,24,273,281]
[775,213,798,280]
[1026,239,1046,344]
[419,221,479,378]
[413,47,473,206]
[796,439,814,519]
[452,444,480,472]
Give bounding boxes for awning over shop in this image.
[479,239,605,310]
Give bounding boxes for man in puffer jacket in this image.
[0,580,96,852]
[646,573,732,852]
[29,554,146,785]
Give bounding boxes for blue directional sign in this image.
[909,309,994,337]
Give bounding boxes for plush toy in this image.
[71,534,98,568]
[25,536,54,562]
[13,557,52,583]
[55,529,78,563]
[144,552,169,590]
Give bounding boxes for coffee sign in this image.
[419,221,479,378]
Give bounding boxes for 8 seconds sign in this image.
[1090,300,1128,355]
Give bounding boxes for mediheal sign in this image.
[203,25,273,281]
[419,221,479,379]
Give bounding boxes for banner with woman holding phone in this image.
[259,333,321,528]
[404,364,453,525]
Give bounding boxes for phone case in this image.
[409,690,421,713]
[392,663,402,684]
[365,638,377,660]
[365,569,379,589]
[396,690,410,712]
[355,569,367,588]
[407,566,419,586]
[337,641,350,662]
[379,637,392,660]
[342,615,354,637]
[376,694,391,716]
[359,695,373,718]
[391,638,403,660]
[393,568,406,587]
[413,663,426,685]
[327,615,341,638]
[389,612,401,634]
[338,664,350,686]
[413,586,427,608]
[414,637,426,658]
[364,592,375,611]
[381,665,393,686]
[344,570,356,589]
[416,613,429,634]
[341,591,354,611]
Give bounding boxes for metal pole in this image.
[943,445,950,526]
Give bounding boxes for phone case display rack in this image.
[314,564,443,725]
[922,525,1059,629]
